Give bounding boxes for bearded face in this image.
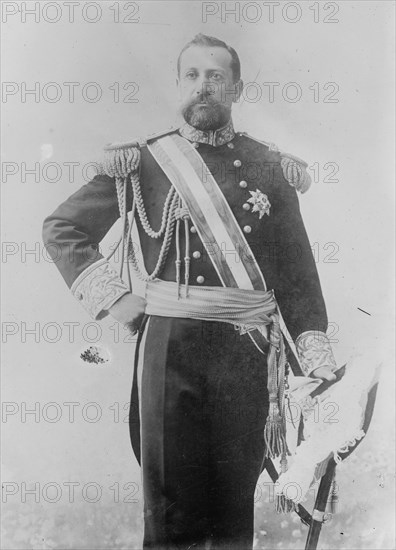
[177,45,242,131]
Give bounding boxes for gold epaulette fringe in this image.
[280,151,312,194]
[240,132,311,194]
[102,139,142,179]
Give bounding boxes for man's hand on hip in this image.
[107,293,147,335]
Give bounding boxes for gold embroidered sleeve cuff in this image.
[71,259,130,320]
[295,330,337,376]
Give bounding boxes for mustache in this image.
[187,95,220,107]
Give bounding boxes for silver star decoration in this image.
[247,189,271,219]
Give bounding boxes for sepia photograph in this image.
[1,1,395,549]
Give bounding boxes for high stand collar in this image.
[179,119,235,147]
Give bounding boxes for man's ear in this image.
[233,79,243,103]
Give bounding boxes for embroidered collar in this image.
[179,119,235,147]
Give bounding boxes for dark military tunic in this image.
[43,121,329,550]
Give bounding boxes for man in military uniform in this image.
[43,34,337,550]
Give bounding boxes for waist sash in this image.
[145,279,276,329]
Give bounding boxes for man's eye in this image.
[185,72,196,79]
[210,73,223,81]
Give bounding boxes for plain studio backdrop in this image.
[1,1,395,549]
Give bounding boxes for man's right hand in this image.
[107,293,147,335]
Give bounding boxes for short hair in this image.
[177,34,241,83]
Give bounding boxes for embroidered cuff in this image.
[71,259,130,320]
[295,330,337,376]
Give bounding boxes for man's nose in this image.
[194,77,215,96]
[193,76,206,95]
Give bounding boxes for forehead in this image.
[179,45,233,74]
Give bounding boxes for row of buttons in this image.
[186,225,205,283]
[235,160,253,233]
[188,154,252,283]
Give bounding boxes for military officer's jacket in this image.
[42,120,336,375]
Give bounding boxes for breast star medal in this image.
[247,189,271,219]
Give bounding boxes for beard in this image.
[181,97,231,131]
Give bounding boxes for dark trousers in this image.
[130,316,269,550]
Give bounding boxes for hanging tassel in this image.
[264,399,287,458]
[264,327,289,459]
[264,317,294,513]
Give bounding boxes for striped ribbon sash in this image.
[148,133,266,291]
[147,133,294,460]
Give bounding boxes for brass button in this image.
[239,180,247,189]
[190,226,197,233]
[193,251,201,259]
[243,225,252,234]
[196,275,205,284]
[233,159,242,168]
[243,203,250,211]
[227,142,235,149]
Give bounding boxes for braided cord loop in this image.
[127,171,179,281]
[131,173,175,238]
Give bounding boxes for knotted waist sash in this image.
[146,279,275,329]
[145,278,288,459]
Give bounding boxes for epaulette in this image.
[239,132,311,193]
[279,151,311,194]
[100,127,177,179]
[101,138,141,179]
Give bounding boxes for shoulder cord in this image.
[105,148,192,294]
[131,170,175,239]
[109,163,181,285]
[128,171,180,281]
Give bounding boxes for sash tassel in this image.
[264,314,290,460]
